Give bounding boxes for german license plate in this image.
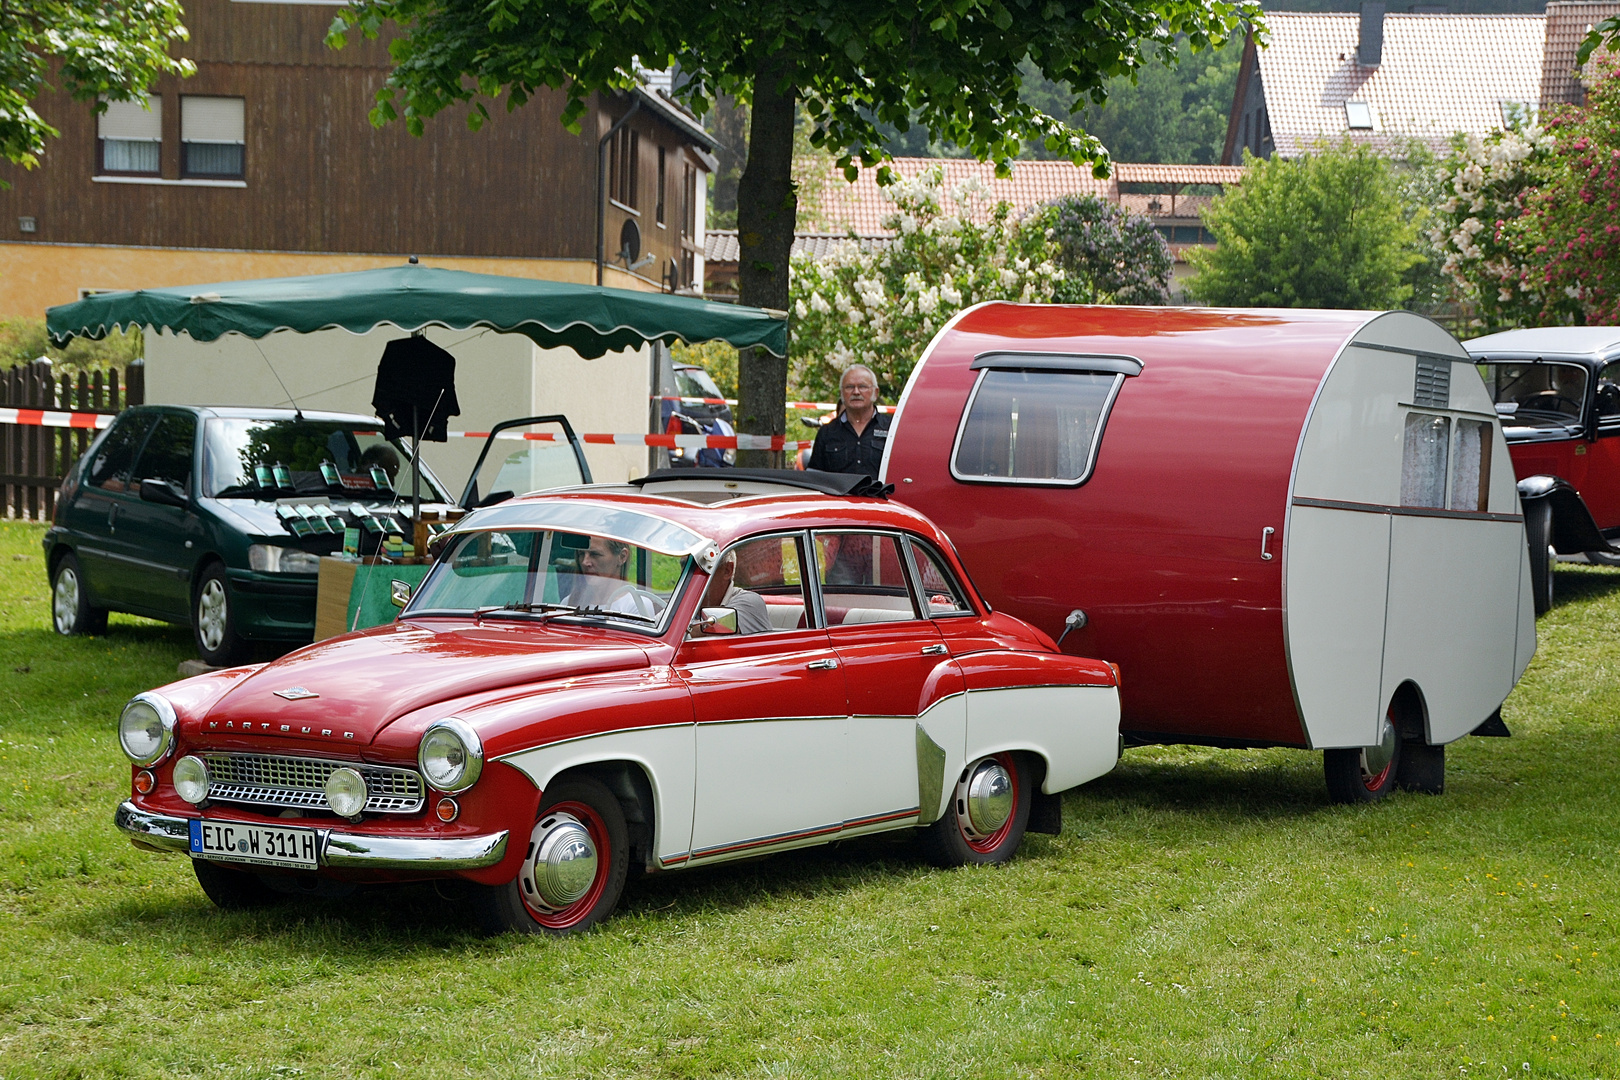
[189,818,319,869]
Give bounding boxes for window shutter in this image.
[98,97,162,141]
[182,97,244,143]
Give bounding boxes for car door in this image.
[117,410,203,619]
[60,409,159,610]
[813,530,948,834]
[680,533,850,862]
[1586,359,1620,530]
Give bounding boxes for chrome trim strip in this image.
[492,720,696,764]
[689,806,920,860]
[1350,340,1472,365]
[1291,495,1523,524]
[969,351,1144,377]
[947,367,1128,488]
[113,801,510,870]
[322,829,509,870]
[114,800,190,853]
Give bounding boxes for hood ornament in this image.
[273,686,320,701]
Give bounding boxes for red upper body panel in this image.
[885,303,1377,745]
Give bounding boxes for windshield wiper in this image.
[561,605,661,625]
[469,601,659,626]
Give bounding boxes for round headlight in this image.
[118,694,176,766]
[418,718,483,793]
[173,755,210,805]
[325,767,368,818]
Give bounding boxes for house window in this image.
[681,164,696,238]
[1400,413,1450,509]
[1345,101,1374,130]
[181,96,245,179]
[97,95,162,176]
[951,359,1136,486]
[657,147,667,226]
[609,126,639,209]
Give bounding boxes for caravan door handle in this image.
[1260,526,1275,561]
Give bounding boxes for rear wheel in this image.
[919,752,1033,867]
[471,776,629,935]
[1526,500,1555,615]
[1585,549,1620,567]
[51,553,107,636]
[193,562,249,666]
[1324,714,1401,804]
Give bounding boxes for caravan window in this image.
[1401,413,1450,509]
[1450,419,1493,512]
[951,367,1126,485]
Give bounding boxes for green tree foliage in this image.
[327,0,1259,460]
[1186,142,1420,309]
[0,318,142,372]
[1028,194,1172,304]
[1026,38,1243,165]
[0,0,194,174]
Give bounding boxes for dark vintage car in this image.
[45,406,456,664]
[111,472,1122,934]
[1466,327,1620,613]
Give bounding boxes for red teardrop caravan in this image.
[881,303,1535,801]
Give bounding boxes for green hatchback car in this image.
[44,406,455,664]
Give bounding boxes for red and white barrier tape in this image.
[0,406,113,430]
[654,395,894,414]
[449,430,811,451]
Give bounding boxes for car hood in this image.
[200,620,652,743]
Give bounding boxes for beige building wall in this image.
[0,242,660,321]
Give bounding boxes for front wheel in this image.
[193,563,249,666]
[471,775,629,935]
[1324,715,1401,804]
[918,752,1033,867]
[51,553,107,636]
[1526,499,1555,615]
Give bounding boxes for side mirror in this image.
[138,478,187,508]
[690,607,738,636]
[1055,608,1087,648]
[390,579,413,609]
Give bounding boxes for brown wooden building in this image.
[0,0,716,319]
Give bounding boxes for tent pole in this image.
[411,403,421,525]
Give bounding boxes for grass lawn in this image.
[2,518,1618,1078]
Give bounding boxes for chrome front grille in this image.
[202,753,425,814]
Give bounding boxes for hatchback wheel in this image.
[51,553,107,636]
[193,563,249,666]
[472,775,629,935]
[919,752,1033,867]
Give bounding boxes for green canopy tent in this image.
[45,263,787,358]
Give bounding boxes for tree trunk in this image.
[734,58,797,468]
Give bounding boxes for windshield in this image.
[675,367,724,402]
[408,529,690,631]
[203,418,450,501]
[1479,362,1589,430]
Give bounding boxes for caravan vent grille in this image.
[1414,358,1451,408]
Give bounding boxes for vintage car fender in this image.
[1517,474,1613,553]
[953,651,1121,796]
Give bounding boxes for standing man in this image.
[807,364,889,477]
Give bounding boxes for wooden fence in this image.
[0,361,143,521]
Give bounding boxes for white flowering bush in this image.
[788,166,1061,405]
[1431,126,1559,328]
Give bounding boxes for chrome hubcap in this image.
[53,568,79,633]
[960,758,1013,838]
[1362,717,1398,780]
[197,579,227,652]
[521,811,598,911]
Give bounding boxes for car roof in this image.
[1465,326,1620,360]
[485,482,950,550]
[132,405,386,425]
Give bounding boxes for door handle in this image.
[806,658,839,671]
[1260,526,1275,561]
[920,644,947,655]
[107,503,119,533]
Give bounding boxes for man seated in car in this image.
[693,550,771,635]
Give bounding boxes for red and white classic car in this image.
[113,472,1121,933]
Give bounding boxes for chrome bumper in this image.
[113,801,509,871]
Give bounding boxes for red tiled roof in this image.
[804,157,1116,233]
[1255,12,1545,158]
[1112,163,1245,186]
[1542,1,1620,109]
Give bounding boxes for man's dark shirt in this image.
[807,410,891,477]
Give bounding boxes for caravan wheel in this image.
[1324,716,1401,804]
